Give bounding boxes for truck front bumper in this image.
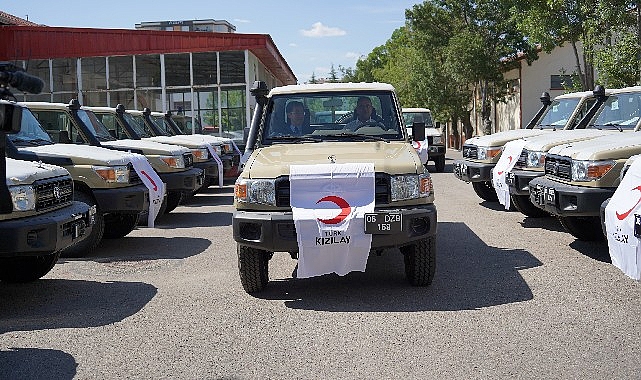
[453,159,494,183]
[160,167,204,192]
[528,176,615,217]
[92,183,149,214]
[0,201,95,256]
[195,160,219,185]
[428,145,446,159]
[233,204,437,253]
[507,169,543,196]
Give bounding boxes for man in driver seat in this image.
[346,96,382,131]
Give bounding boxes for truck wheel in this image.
[0,251,61,283]
[558,216,605,241]
[237,245,270,293]
[61,191,104,258]
[472,181,499,202]
[510,194,549,217]
[103,213,139,239]
[164,191,183,214]
[434,156,446,173]
[401,237,436,286]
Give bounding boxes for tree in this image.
[328,64,339,83]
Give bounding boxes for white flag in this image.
[412,139,429,165]
[290,163,375,278]
[128,153,165,227]
[604,159,641,280]
[203,142,224,188]
[492,139,527,210]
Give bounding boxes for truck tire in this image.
[61,191,104,258]
[434,155,446,173]
[558,216,605,241]
[0,251,61,283]
[164,191,183,214]
[237,244,270,293]
[510,194,549,217]
[472,181,499,202]
[103,213,139,239]
[401,237,436,286]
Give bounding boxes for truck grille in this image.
[183,153,194,168]
[462,145,478,159]
[544,154,572,180]
[275,173,391,207]
[35,176,73,211]
[514,150,528,169]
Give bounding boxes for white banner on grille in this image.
[290,163,375,279]
[604,159,641,280]
[412,139,429,165]
[128,153,165,227]
[492,139,527,210]
[203,143,224,188]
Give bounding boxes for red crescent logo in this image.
[414,141,422,149]
[141,170,158,191]
[316,195,351,225]
[497,156,513,176]
[616,185,641,220]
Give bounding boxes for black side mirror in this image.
[0,103,22,133]
[412,121,426,141]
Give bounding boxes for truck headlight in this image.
[235,178,276,205]
[526,150,546,168]
[432,136,443,145]
[222,143,232,154]
[9,185,36,211]
[391,173,431,201]
[160,155,186,169]
[478,147,502,160]
[571,160,615,182]
[211,145,222,156]
[191,148,210,161]
[93,165,130,183]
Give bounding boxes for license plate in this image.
[364,212,402,234]
[506,172,515,186]
[544,187,555,204]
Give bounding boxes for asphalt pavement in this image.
[1,149,640,379]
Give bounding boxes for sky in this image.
[3,0,421,84]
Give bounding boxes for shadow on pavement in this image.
[569,240,611,263]
[83,236,211,262]
[0,279,156,334]
[154,211,232,228]
[254,221,542,312]
[0,348,77,380]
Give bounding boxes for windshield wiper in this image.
[266,135,322,143]
[600,122,623,132]
[330,132,390,142]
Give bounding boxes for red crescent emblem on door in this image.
[616,185,641,221]
[414,141,422,149]
[316,195,351,225]
[141,170,158,191]
[497,156,513,175]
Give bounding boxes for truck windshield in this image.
[402,111,434,128]
[589,92,641,131]
[261,91,403,144]
[8,107,54,146]
[536,98,582,129]
[77,110,117,141]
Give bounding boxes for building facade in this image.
[0,23,296,143]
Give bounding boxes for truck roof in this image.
[402,108,431,113]
[269,82,395,95]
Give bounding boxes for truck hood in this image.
[244,142,421,178]
[19,144,135,166]
[6,157,70,185]
[101,139,189,155]
[465,129,550,148]
[522,129,618,152]
[548,132,641,160]
[145,136,206,149]
[164,134,224,147]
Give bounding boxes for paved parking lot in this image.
[1,149,640,379]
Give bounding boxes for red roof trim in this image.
[0,25,297,84]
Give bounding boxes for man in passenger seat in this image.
[345,96,382,131]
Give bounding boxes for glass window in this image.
[166,89,192,114]
[194,88,218,134]
[220,87,246,133]
[193,52,218,85]
[81,57,107,91]
[219,51,245,84]
[109,90,135,109]
[164,53,190,86]
[109,56,134,89]
[83,91,108,107]
[136,89,162,111]
[23,59,50,93]
[31,109,85,144]
[52,93,77,104]
[136,54,161,87]
[550,75,575,90]
[538,98,581,128]
[52,58,77,92]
